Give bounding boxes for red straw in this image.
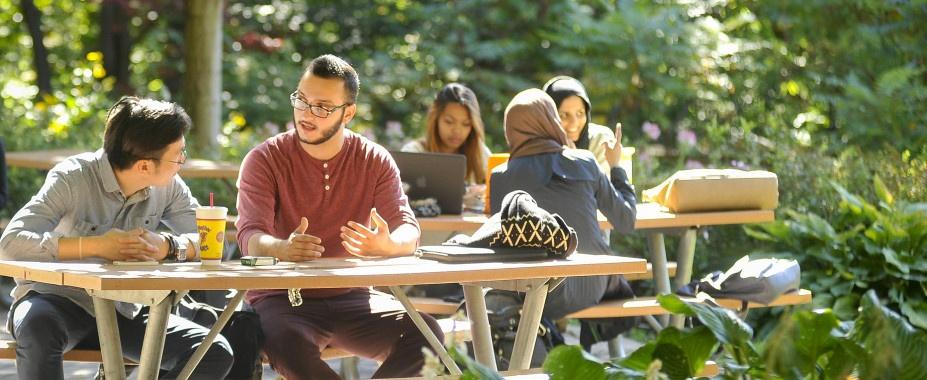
[209,192,214,207]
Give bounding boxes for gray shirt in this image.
[0,149,200,318]
[489,149,636,256]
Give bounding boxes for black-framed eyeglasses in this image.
[145,149,187,166]
[289,91,352,118]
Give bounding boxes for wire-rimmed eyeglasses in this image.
[145,149,187,166]
[289,91,352,118]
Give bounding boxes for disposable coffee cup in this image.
[196,206,228,266]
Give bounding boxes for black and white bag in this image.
[682,255,800,305]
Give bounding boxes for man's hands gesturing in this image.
[275,217,324,262]
[341,208,397,258]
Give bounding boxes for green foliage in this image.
[448,345,505,380]
[853,290,927,380]
[525,292,926,380]
[620,326,717,380]
[748,176,927,328]
[762,308,861,379]
[543,345,612,380]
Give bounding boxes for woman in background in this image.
[488,88,637,367]
[543,76,622,176]
[402,83,492,208]
[403,83,493,298]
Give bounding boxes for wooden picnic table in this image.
[4,148,240,180]
[0,253,646,379]
[409,203,775,327]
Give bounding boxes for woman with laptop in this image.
[402,83,493,299]
[402,83,492,211]
[488,88,638,365]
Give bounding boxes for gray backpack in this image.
[695,255,800,304]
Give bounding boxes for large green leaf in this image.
[618,341,657,372]
[618,328,718,380]
[686,301,754,347]
[833,294,861,321]
[543,345,606,380]
[653,327,718,378]
[855,290,927,380]
[793,310,841,372]
[901,301,927,330]
[656,294,694,315]
[823,336,866,380]
[651,343,690,380]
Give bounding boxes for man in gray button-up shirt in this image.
[0,97,232,379]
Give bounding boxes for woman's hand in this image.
[604,123,623,168]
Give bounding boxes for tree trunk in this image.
[20,0,51,95]
[183,0,224,156]
[100,0,133,94]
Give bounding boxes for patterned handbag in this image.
[445,190,578,258]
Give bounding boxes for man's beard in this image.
[295,111,345,146]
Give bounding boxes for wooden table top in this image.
[414,203,774,232]
[5,149,240,180]
[224,204,774,232]
[0,253,647,291]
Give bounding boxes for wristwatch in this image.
[174,236,188,262]
[162,233,188,262]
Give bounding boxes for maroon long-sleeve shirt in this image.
[236,129,419,304]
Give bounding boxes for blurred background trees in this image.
[1,0,925,331]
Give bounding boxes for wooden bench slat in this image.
[406,262,678,316]
[390,361,719,379]
[0,340,137,364]
[0,318,471,364]
[567,289,812,319]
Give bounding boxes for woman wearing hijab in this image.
[543,76,622,176]
[488,89,637,363]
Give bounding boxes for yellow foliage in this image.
[92,64,106,79]
[86,51,103,62]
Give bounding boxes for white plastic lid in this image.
[196,206,228,219]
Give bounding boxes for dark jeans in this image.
[254,288,443,380]
[11,292,233,380]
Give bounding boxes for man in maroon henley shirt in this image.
[236,54,443,379]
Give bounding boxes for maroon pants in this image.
[253,288,443,379]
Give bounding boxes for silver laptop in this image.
[391,151,466,215]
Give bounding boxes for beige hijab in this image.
[504,88,575,158]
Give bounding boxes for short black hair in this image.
[303,54,360,104]
[102,96,191,170]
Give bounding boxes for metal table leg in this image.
[507,281,549,370]
[463,285,496,370]
[92,297,126,380]
[177,290,246,380]
[646,232,671,326]
[137,292,175,380]
[670,228,698,328]
[388,286,462,375]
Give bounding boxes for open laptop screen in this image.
[390,151,466,214]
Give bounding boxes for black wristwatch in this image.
[161,233,188,262]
